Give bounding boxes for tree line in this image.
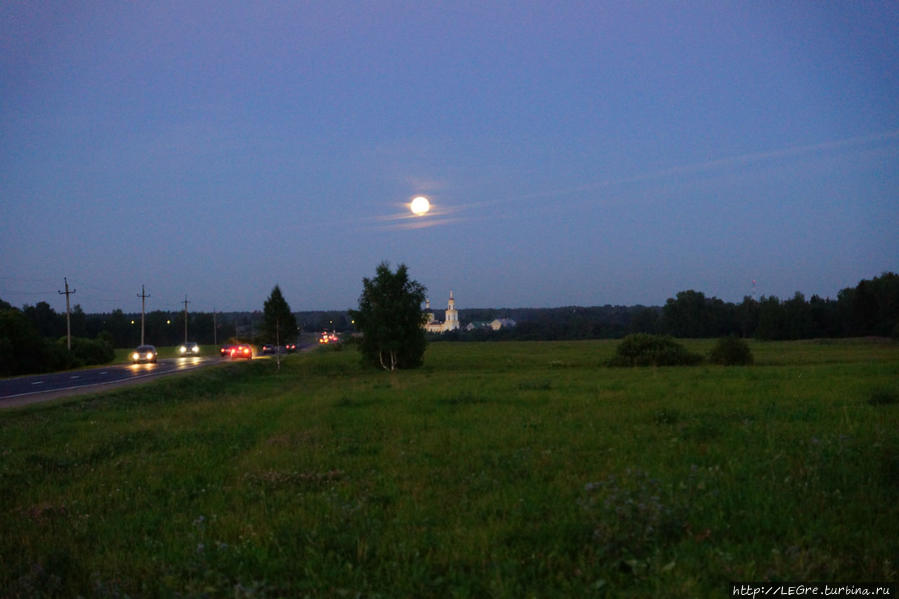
[436,272,899,341]
[0,285,300,377]
[0,302,241,349]
[2,272,896,375]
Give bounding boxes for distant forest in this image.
[443,272,898,341]
[1,272,897,351]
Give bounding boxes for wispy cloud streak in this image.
[518,129,899,202]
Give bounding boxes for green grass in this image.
[1,339,897,597]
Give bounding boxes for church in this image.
[423,290,460,334]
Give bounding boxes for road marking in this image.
[100,371,108,375]
[70,375,80,379]
[2,357,220,402]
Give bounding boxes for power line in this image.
[0,289,56,295]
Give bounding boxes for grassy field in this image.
[1,339,896,597]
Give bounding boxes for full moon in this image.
[410,196,431,216]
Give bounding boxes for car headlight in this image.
[132,352,140,361]
[179,346,186,353]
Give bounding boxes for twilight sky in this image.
[2,2,897,314]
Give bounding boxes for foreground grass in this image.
[1,340,897,597]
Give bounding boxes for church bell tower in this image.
[445,290,459,330]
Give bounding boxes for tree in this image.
[101,308,136,348]
[755,296,785,340]
[0,307,70,375]
[783,292,814,339]
[23,301,64,338]
[350,262,428,371]
[262,285,297,344]
[662,290,711,337]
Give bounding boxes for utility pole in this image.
[58,277,76,350]
[137,285,150,345]
[275,317,280,371]
[182,295,191,343]
[212,307,217,345]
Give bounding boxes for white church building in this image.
[424,291,460,334]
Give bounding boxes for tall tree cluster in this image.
[657,272,899,340]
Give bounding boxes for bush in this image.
[0,308,58,376]
[67,337,115,367]
[607,334,703,367]
[708,336,754,365]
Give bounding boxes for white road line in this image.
[70,375,80,379]
[2,358,217,401]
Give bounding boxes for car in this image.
[220,344,234,357]
[261,344,276,355]
[227,344,253,359]
[319,332,338,344]
[131,344,158,364]
[285,343,297,353]
[178,341,200,356]
[319,332,339,344]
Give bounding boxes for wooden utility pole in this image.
[213,307,217,345]
[137,285,150,345]
[182,295,190,343]
[58,277,76,350]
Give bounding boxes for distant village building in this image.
[424,291,460,334]
[465,318,517,331]
[489,318,517,330]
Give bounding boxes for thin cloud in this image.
[365,200,476,231]
[518,128,899,202]
[359,129,899,230]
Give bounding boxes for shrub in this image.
[708,336,754,365]
[607,334,703,367]
[67,337,115,367]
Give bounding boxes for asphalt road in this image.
[0,356,226,407]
